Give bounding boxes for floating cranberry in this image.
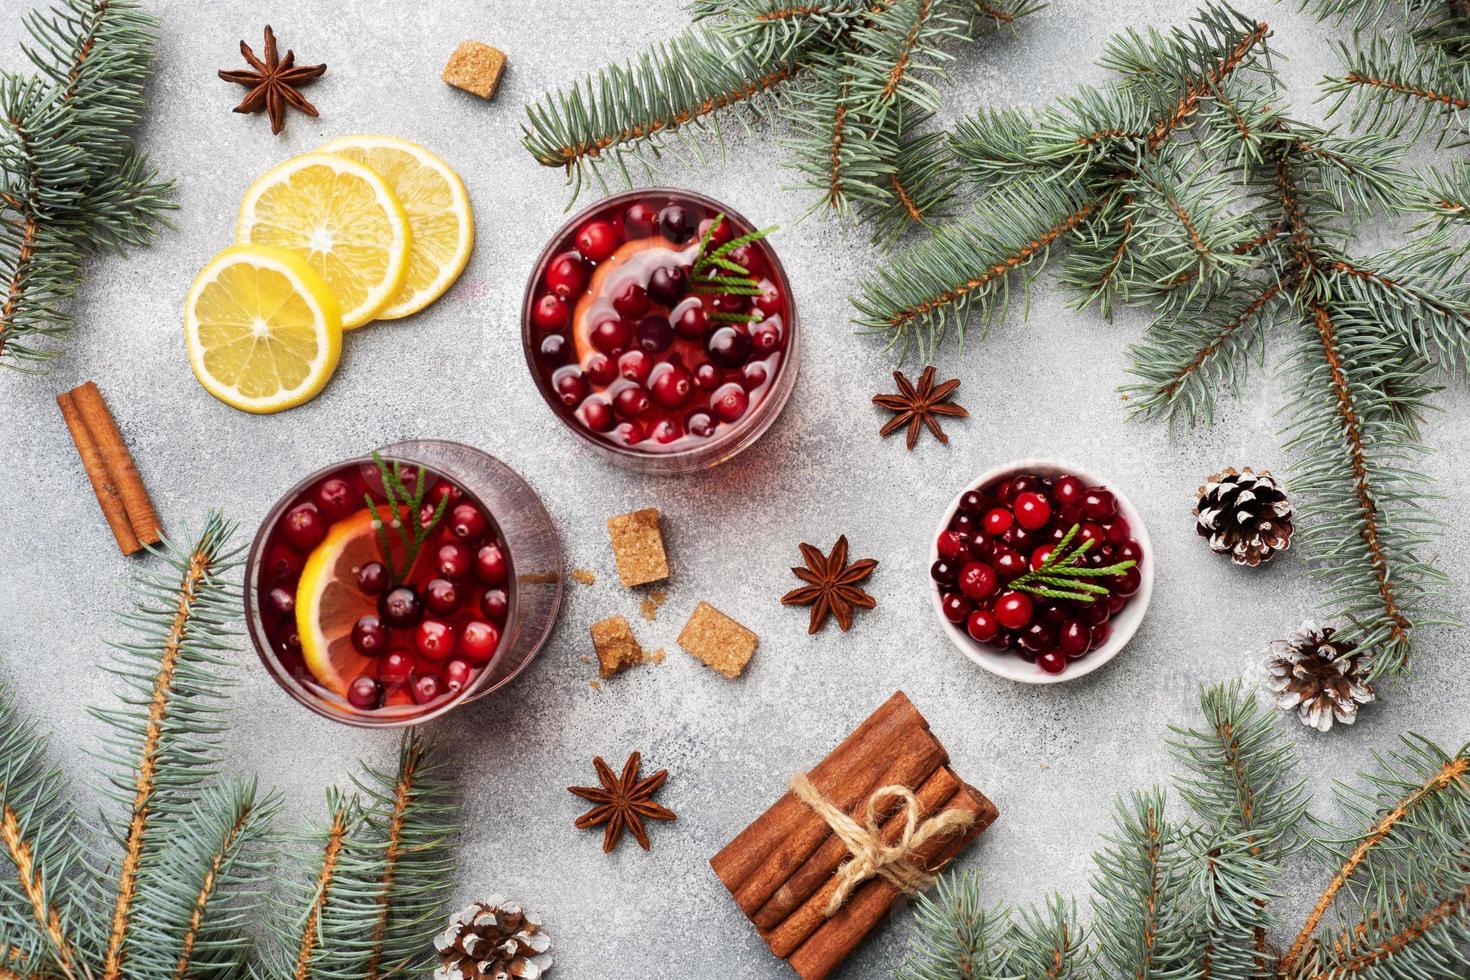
[1091,621,1112,649]
[1013,492,1052,531]
[1030,544,1055,571]
[580,397,615,432]
[282,503,326,550]
[356,561,388,596]
[750,278,782,316]
[1082,487,1118,521]
[424,578,461,616]
[316,478,356,520]
[553,367,588,407]
[693,362,722,391]
[727,241,766,275]
[379,649,413,685]
[460,620,501,665]
[992,547,1026,580]
[624,201,658,238]
[613,420,645,445]
[584,353,616,386]
[614,385,651,418]
[936,530,966,561]
[433,541,469,579]
[538,333,569,365]
[476,544,508,585]
[1058,619,1090,657]
[409,672,442,705]
[618,349,653,385]
[648,265,688,304]
[533,293,570,331]
[957,562,997,601]
[697,215,733,247]
[635,315,674,354]
[649,363,693,409]
[264,542,304,582]
[576,219,622,261]
[1037,651,1067,675]
[930,559,957,585]
[442,658,475,693]
[673,301,708,340]
[379,587,422,629]
[740,363,767,390]
[712,384,749,423]
[348,676,383,709]
[267,586,295,617]
[609,280,648,319]
[480,588,508,620]
[705,326,750,368]
[352,615,389,657]
[448,503,486,541]
[652,419,681,444]
[712,292,751,316]
[686,410,716,439]
[966,609,999,643]
[982,508,1013,537]
[590,315,632,354]
[658,204,694,243]
[994,591,1033,630]
[415,619,456,661]
[940,592,971,624]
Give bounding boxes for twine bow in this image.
[790,773,975,917]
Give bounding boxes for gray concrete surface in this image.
[2,1,1468,976]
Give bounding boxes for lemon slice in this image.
[237,151,411,329]
[184,244,343,413]
[316,135,473,319]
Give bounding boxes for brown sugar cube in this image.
[677,601,758,679]
[607,508,670,588]
[442,41,507,99]
[590,615,644,679]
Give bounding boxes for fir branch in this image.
[366,453,448,587]
[1321,34,1470,144]
[1004,523,1136,602]
[287,795,353,980]
[896,870,1009,980]
[1008,896,1088,979]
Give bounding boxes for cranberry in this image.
[952,512,978,537]
[1018,621,1055,653]
[532,293,570,331]
[727,241,766,275]
[347,676,383,709]
[1029,544,1055,570]
[1053,475,1085,507]
[590,315,632,354]
[315,478,355,520]
[267,586,295,617]
[648,265,688,304]
[443,658,475,692]
[992,548,1026,580]
[264,542,304,581]
[705,325,751,368]
[1107,592,1128,615]
[1103,518,1132,546]
[546,252,586,299]
[408,672,442,705]
[712,292,751,315]
[575,219,622,261]
[1111,566,1142,597]
[618,349,653,385]
[610,280,649,319]
[1004,474,1042,502]
[352,615,389,656]
[1080,601,1110,626]
[1037,651,1067,675]
[1039,602,1067,624]
[460,620,501,665]
[693,363,722,391]
[1004,524,1035,550]
[580,397,615,432]
[658,204,694,243]
[697,215,733,247]
[447,503,485,541]
[378,587,422,629]
[356,561,388,596]
[649,364,693,409]
[624,201,658,238]
[1091,621,1112,649]
[652,419,681,443]
[281,503,326,550]
[1013,492,1052,531]
[1058,619,1090,657]
[940,592,972,624]
[982,508,1013,536]
[966,609,999,643]
[968,536,995,562]
[433,541,469,579]
[673,301,708,340]
[936,530,966,561]
[686,411,717,438]
[584,353,616,386]
[415,619,456,661]
[615,420,647,446]
[994,591,1033,630]
[1118,539,1144,563]
[280,629,302,654]
[740,362,767,390]
[635,315,674,354]
[957,562,997,600]
[480,588,509,620]
[1082,488,1118,521]
[476,544,508,585]
[379,649,413,685]
[614,385,651,418]
[754,278,783,316]
[930,559,957,585]
[959,491,985,514]
[712,384,749,423]
[538,333,569,365]
[424,578,461,616]
[553,367,588,407]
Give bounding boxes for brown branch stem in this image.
[171,801,255,980]
[1341,71,1470,111]
[1157,279,1280,399]
[364,745,423,980]
[294,806,350,980]
[0,805,86,980]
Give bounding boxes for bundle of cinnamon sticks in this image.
[57,381,161,555]
[710,691,997,979]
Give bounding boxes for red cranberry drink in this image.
[525,189,797,472]
[933,469,1144,677]
[252,454,511,718]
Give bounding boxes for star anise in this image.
[872,366,968,449]
[568,752,676,853]
[218,25,326,135]
[780,535,879,634]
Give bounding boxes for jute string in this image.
[789,773,975,916]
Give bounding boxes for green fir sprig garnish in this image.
[363,451,449,585]
[690,214,778,323]
[1005,523,1137,603]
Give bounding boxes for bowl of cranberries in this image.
[930,461,1152,683]
[523,187,798,475]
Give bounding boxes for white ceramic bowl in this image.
[930,459,1154,684]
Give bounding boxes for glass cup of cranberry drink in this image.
[932,465,1149,680]
[245,441,562,727]
[523,188,799,475]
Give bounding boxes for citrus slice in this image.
[296,506,404,697]
[572,237,693,363]
[316,135,473,319]
[236,151,411,329]
[184,244,343,413]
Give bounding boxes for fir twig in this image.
[365,452,449,586]
[1004,523,1136,602]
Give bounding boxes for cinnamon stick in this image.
[785,781,997,980]
[760,765,964,957]
[711,691,929,893]
[57,388,140,555]
[70,381,161,545]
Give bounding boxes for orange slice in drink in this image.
[571,237,695,363]
[296,505,405,697]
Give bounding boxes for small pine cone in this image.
[1265,621,1375,732]
[1194,467,1293,566]
[433,896,553,980]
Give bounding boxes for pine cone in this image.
[1265,621,1375,732]
[433,897,553,980]
[1194,467,1293,566]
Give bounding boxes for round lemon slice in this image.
[316,135,474,319]
[184,244,343,413]
[236,151,411,329]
